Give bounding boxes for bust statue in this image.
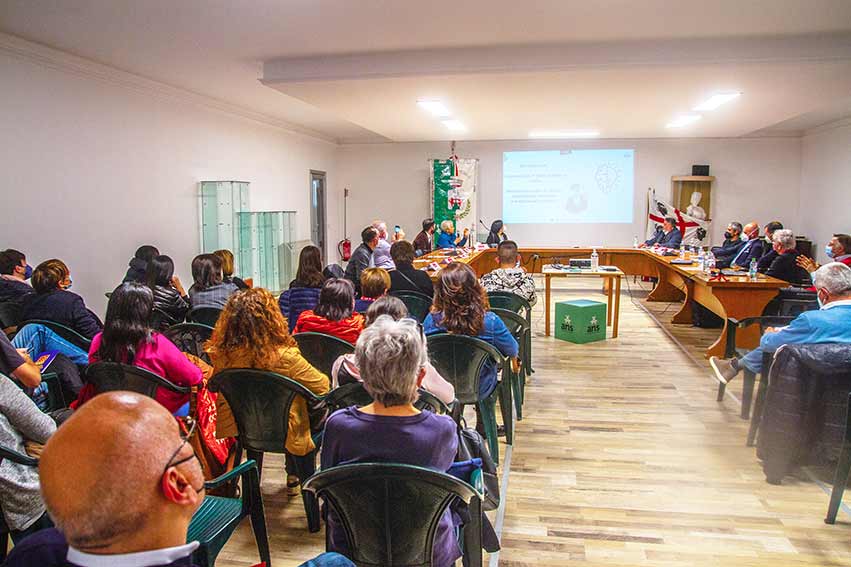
[686,191,707,220]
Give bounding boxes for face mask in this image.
[741,234,749,242]
[23,264,33,280]
[764,235,772,243]
[826,245,836,258]
[62,278,73,290]
[724,231,733,240]
[817,290,826,308]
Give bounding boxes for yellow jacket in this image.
[211,345,330,456]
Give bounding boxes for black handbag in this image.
[455,419,500,511]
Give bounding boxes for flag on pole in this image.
[646,188,710,247]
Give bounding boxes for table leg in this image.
[606,275,613,326]
[545,274,551,337]
[613,276,621,338]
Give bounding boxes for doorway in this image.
[309,170,327,258]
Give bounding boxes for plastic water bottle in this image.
[591,248,599,271]
[633,235,639,249]
[697,247,705,271]
[679,246,686,259]
[707,251,716,272]
[749,257,758,280]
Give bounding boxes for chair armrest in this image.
[203,459,257,490]
[0,445,39,466]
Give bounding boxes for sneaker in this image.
[710,356,740,385]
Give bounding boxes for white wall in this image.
[800,121,851,264]
[337,137,802,248]
[0,52,337,315]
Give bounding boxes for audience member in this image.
[424,262,518,401]
[480,240,537,305]
[710,262,851,384]
[355,268,390,312]
[214,249,249,290]
[0,249,34,303]
[344,226,379,294]
[88,283,202,415]
[762,229,810,284]
[209,288,329,492]
[1,331,42,389]
[18,259,103,339]
[711,221,745,264]
[413,218,436,257]
[639,217,682,248]
[331,296,455,404]
[147,255,190,329]
[486,219,508,247]
[726,221,766,269]
[122,244,159,283]
[4,329,83,411]
[0,371,56,544]
[435,220,469,249]
[322,315,460,567]
[389,240,434,297]
[368,220,395,270]
[294,278,364,344]
[188,253,238,309]
[757,220,784,272]
[797,233,851,273]
[280,245,326,333]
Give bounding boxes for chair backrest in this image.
[302,462,480,567]
[293,332,355,377]
[19,319,92,351]
[389,291,433,323]
[325,382,452,415]
[150,308,174,331]
[87,362,190,399]
[489,308,528,340]
[779,298,819,318]
[0,302,22,334]
[426,334,502,405]
[189,307,222,327]
[486,291,531,318]
[208,369,321,453]
[163,323,214,364]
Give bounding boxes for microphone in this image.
[479,219,490,232]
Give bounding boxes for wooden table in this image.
[542,265,624,338]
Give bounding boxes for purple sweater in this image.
[320,407,460,566]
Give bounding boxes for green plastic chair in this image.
[490,308,528,420]
[426,334,513,465]
[87,362,192,399]
[389,290,433,323]
[486,292,534,375]
[303,462,484,567]
[0,444,38,561]
[187,459,270,567]
[208,369,326,533]
[18,319,92,351]
[164,322,215,365]
[325,382,454,416]
[189,307,223,328]
[293,332,355,378]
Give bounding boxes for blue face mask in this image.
[826,245,836,259]
[23,264,33,280]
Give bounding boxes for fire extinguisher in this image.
[338,238,352,261]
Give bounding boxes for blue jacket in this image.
[644,227,682,248]
[435,231,467,249]
[759,302,851,355]
[424,311,518,399]
[727,238,766,269]
[20,290,102,339]
[279,285,321,333]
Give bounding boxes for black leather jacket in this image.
[152,284,189,327]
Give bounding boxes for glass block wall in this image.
[199,181,249,253]
[236,211,296,294]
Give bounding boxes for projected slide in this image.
[502,149,635,224]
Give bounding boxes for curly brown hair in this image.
[432,262,489,336]
[207,287,296,366]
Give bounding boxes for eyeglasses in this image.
[163,418,205,493]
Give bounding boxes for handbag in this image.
[455,418,500,511]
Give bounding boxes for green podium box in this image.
[555,299,607,344]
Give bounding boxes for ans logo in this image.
[560,315,574,332]
[587,315,601,334]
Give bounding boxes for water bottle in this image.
[697,247,705,271]
[679,246,686,259]
[707,251,716,272]
[749,257,758,280]
[591,248,599,271]
[633,235,639,249]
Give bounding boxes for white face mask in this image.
[741,234,749,242]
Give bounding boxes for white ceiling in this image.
[3,0,851,142]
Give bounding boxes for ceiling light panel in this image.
[666,114,702,128]
[693,92,741,111]
[417,100,451,117]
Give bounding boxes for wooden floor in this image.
[218,277,851,566]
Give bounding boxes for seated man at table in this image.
[709,262,851,384]
[763,229,810,285]
[757,221,784,272]
[480,240,537,306]
[723,221,766,269]
[639,217,681,248]
[711,221,746,266]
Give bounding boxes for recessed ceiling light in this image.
[417,100,451,118]
[529,130,600,139]
[666,114,702,128]
[442,120,466,132]
[693,92,741,112]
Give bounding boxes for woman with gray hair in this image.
[763,229,810,284]
[321,315,461,566]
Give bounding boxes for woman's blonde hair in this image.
[360,268,390,299]
[213,249,235,278]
